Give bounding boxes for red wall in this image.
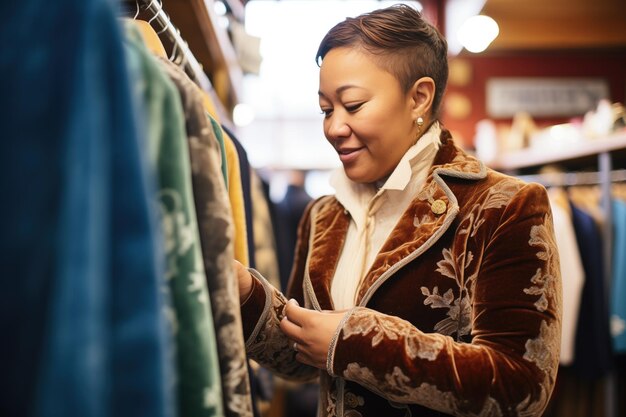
[442,48,626,148]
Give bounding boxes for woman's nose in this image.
[325,114,351,140]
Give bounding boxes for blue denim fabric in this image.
[0,1,175,417]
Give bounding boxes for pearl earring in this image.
[415,116,424,135]
[413,116,425,145]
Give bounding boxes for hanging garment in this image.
[249,169,281,289]
[549,189,585,365]
[194,94,260,417]
[193,86,228,187]
[124,24,225,417]
[0,1,175,416]
[569,202,613,378]
[611,199,626,352]
[157,58,254,417]
[222,131,250,266]
[275,181,313,291]
[223,126,256,269]
[131,18,167,58]
[212,120,229,189]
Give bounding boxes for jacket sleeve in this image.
[239,199,318,381]
[327,182,562,416]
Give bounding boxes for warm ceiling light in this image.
[457,15,499,53]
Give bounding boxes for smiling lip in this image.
[337,147,364,164]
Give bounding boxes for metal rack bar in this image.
[516,169,626,187]
[138,0,214,92]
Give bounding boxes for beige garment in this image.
[548,188,585,365]
[250,169,281,290]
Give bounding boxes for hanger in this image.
[147,0,160,26]
[168,28,181,62]
[130,3,167,59]
[133,0,140,19]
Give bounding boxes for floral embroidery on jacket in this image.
[342,309,444,360]
[344,363,504,417]
[524,216,559,313]
[243,135,561,417]
[519,214,560,415]
[524,220,561,368]
[422,178,523,340]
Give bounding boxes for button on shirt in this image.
[330,123,442,310]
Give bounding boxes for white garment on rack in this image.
[548,192,585,365]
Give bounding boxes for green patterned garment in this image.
[123,22,224,417]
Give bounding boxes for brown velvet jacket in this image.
[241,130,562,417]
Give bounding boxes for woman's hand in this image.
[280,299,347,370]
[232,260,253,304]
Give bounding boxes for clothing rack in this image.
[527,166,623,417]
[517,169,626,187]
[135,0,214,93]
[498,138,626,417]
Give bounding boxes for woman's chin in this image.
[344,167,377,184]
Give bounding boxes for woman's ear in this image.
[409,77,435,120]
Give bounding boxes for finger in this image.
[283,300,309,327]
[280,315,305,342]
[281,299,298,322]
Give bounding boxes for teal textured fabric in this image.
[611,199,626,353]
[123,23,225,417]
[157,58,254,417]
[209,116,230,189]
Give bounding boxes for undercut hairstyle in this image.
[316,4,448,117]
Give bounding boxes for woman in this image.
[235,5,561,416]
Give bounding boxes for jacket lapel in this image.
[304,197,350,310]
[304,131,487,310]
[356,132,487,305]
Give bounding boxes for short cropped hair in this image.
[316,4,448,117]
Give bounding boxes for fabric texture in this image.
[225,127,256,269]
[569,201,612,378]
[223,130,250,266]
[157,57,254,417]
[611,199,626,352]
[276,183,313,291]
[125,26,225,417]
[250,169,281,290]
[213,122,229,189]
[195,90,228,185]
[241,130,562,417]
[548,191,585,365]
[0,2,175,416]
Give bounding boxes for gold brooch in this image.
[430,199,447,215]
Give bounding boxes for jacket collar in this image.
[303,128,487,310]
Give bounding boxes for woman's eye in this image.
[320,109,333,117]
[345,103,364,112]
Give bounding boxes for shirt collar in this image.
[380,122,441,191]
